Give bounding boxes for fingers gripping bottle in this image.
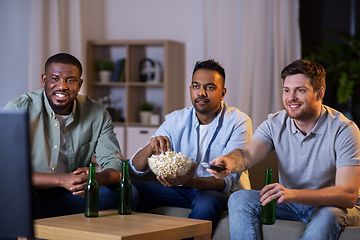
[260,169,275,224]
[84,162,99,217]
[118,160,132,215]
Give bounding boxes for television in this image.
[0,109,34,239]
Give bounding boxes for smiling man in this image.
[130,60,252,230]
[5,53,123,219]
[209,59,360,240]
[43,60,83,115]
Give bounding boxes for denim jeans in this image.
[33,184,119,219]
[228,189,360,240]
[132,181,229,230]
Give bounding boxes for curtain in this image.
[27,0,301,129]
[28,0,85,93]
[203,0,301,129]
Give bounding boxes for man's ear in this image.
[221,87,227,100]
[316,87,325,101]
[78,79,83,92]
[41,74,46,87]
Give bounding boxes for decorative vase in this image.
[98,70,112,82]
[140,111,152,124]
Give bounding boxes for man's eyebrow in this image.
[282,86,308,89]
[203,83,217,88]
[191,81,216,86]
[50,74,77,80]
[52,74,76,78]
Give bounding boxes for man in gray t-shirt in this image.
[209,59,360,240]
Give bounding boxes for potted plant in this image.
[97,59,114,82]
[303,30,360,125]
[139,101,153,124]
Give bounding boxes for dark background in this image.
[300,0,360,47]
[299,0,360,117]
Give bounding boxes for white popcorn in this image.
[148,151,193,178]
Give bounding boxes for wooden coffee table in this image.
[34,210,212,240]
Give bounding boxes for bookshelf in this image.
[86,40,185,158]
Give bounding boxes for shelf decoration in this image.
[139,58,161,83]
[111,58,126,82]
[139,101,153,124]
[98,95,116,122]
[97,59,114,82]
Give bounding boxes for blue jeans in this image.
[132,181,229,230]
[33,184,119,219]
[228,189,360,240]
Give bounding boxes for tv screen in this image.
[0,110,34,239]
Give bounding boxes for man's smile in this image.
[53,91,69,101]
[196,98,209,105]
[287,103,302,109]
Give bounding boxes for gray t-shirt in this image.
[253,105,360,202]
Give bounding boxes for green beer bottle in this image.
[118,160,132,215]
[84,162,99,217]
[261,169,275,224]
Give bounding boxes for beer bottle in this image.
[118,160,132,215]
[84,162,99,217]
[261,169,275,224]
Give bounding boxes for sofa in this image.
[130,151,360,239]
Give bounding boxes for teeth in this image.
[56,93,66,98]
[289,104,300,108]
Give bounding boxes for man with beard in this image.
[208,59,360,240]
[130,59,252,230]
[5,53,123,219]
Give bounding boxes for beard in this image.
[194,104,211,114]
[49,101,71,114]
[193,97,210,113]
[46,92,73,115]
[284,102,317,121]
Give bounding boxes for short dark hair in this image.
[192,59,226,86]
[45,53,83,77]
[281,59,326,91]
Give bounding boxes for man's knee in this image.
[191,190,228,211]
[228,189,259,209]
[196,190,225,201]
[301,207,345,240]
[310,206,346,223]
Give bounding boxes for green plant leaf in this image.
[97,59,114,71]
[303,30,360,104]
[140,101,153,111]
[337,71,356,104]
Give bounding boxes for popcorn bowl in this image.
[148,151,193,179]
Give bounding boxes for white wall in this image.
[0,0,30,107]
[0,0,204,108]
[102,0,204,108]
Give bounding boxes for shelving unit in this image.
[86,40,185,158]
